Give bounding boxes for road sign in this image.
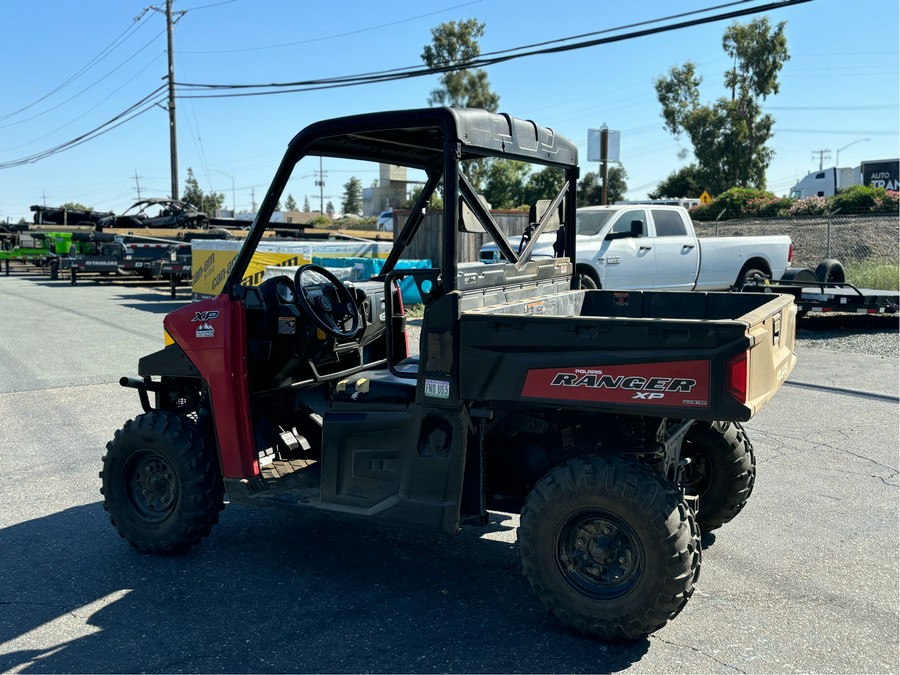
[587,128,621,163]
[699,190,712,205]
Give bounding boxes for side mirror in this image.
[458,194,492,233]
[529,199,563,233]
[630,219,643,238]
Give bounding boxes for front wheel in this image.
[101,411,224,554]
[681,421,756,531]
[518,456,701,639]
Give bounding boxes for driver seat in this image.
[332,356,419,404]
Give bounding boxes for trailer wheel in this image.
[815,258,845,284]
[681,421,756,531]
[518,455,700,639]
[101,411,224,554]
[736,265,769,289]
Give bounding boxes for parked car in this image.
[376,209,394,232]
[481,204,793,290]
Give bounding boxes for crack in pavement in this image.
[650,634,747,673]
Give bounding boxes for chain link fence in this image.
[693,213,899,289]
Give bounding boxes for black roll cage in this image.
[224,108,579,299]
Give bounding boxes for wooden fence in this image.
[392,209,529,264]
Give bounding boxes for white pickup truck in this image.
[480,204,793,291]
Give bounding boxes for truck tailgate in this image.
[458,289,796,421]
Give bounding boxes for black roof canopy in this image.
[288,107,578,169]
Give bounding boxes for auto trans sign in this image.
[861,160,899,191]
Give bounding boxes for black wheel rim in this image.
[556,509,643,599]
[125,450,178,522]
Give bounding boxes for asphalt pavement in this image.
[0,271,897,674]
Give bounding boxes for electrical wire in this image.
[178,0,483,54]
[0,12,153,123]
[0,28,167,130]
[173,0,813,98]
[0,86,167,170]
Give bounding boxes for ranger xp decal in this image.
[521,360,710,408]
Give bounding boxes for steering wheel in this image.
[293,264,361,339]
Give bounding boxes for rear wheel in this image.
[101,411,224,554]
[518,455,701,639]
[681,421,756,531]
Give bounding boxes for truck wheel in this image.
[518,455,701,639]
[101,411,224,554]
[576,266,599,290]
[681,421,756,531]
[815,258,845,284]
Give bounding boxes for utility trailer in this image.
[101,108,796,639]
[765,280,899,315]
[748,265,899,316]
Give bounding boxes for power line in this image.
[177,0,483,54]
[0,12,153,123]
[0,30,166,131]
[0,0,812,170]
[0,86,167,170]
[173,0,813,99]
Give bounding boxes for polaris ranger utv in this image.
[101,108,797,639]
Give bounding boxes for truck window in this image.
[575,210,615,236]
[651,210,687,237]
[609,209,645,237]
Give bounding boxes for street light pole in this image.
[834,138,870,191]
[835,138,870,168]
[213,170,236,217]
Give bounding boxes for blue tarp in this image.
[312,257,431,304]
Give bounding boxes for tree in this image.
[326,201,335,218]
[423,19,500,190]
[654,17,789,195]
[182,168,204,209]
[61,201,93,212]
[341,177,362,216]
[181,168,225,216]
[576,167,628,206]
[482,159,529,209]
[421,19,499,110]
[649,165,706,200]
[284,194,297,211]
[303,195,311,212]
[404,185,444,210]
[202,192,226,216]
[521,167,566,209]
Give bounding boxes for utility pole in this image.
[149,1,183,200]
[134,170,143,202]
[165,0,178,200]
[812,148,831,171]
[600,128,609,205]
[316,157,326,214]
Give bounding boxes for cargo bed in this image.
[459,289,796,422]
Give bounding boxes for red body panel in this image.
[164,296,257,479]
[522,360,711,409]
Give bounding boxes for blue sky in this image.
[1,0,897,222]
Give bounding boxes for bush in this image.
[827,185,895,214]
[787,196,829,216]
[691,187,785,221]
[872,189,899,214]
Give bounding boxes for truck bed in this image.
[458,289,796,421]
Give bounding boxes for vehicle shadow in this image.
[0,504,650,673]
